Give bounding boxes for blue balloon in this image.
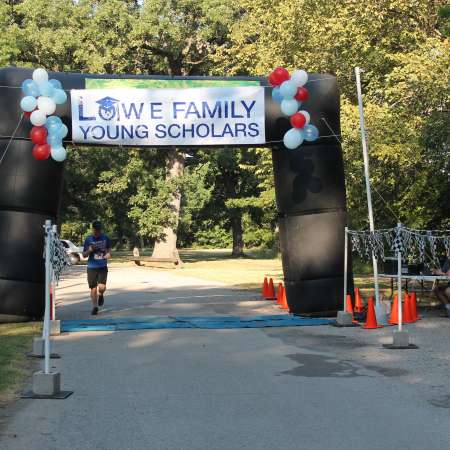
[45,116,63,134]
[283,128,304,149]
[47,134,63,147]
[303,124,319,142]
[49,79,62,89]
[50,145,67,162]
[21,79,39,97]
[279,80,297,99]
[280,99,299,116]
[38,81,55,97]
[52,89,67,105]
[20,96,37,112]
[57,124,68,139]
[271,87,283,104]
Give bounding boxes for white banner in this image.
[70,87,265,146]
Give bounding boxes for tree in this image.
[130,0,240,259]
[2,0,447,251]
[0,1,20,67]
[189,148,265,256]
[215,0,450,230]
[147,149,184,260]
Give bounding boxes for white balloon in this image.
[283,128,304,149]
[32,68,49,85]
[280,99,299,116]
[291,69,308,87]
[37,96,56,115]
[30,109,47,126]
[51,146,67,162]
[298,110,310,124]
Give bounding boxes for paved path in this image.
[56,263,282,320]
[1,265,450,449]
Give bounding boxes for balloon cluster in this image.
[20,68,68,162]
[268,67,319,149]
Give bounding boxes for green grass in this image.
[0,322,41,400]
[108,248,282,289]
[107,248,438,304]
[170,248,283,289]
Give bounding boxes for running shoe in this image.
[91,306,99,315]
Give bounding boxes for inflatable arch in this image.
[0,67,352,321]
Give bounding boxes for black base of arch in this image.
[0,278,45,320]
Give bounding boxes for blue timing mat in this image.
[61,315,333,332]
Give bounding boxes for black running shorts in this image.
[87,267,108,289]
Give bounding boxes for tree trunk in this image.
[231,213,244,257]
[152,148,185,262]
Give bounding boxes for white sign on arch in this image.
[70,87,266,146]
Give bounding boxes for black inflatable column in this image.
[270,74,353,315]
[0,68,64,321]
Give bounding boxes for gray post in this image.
[343,226,349,311]
[384,223,416,349]
[43,220,52,374]
[336,227,353,326]
[50,224,61,335]
[24,220,70,397]
[355,67,385,324]
[397,223,403,332]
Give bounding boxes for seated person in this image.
[433,253,450,316]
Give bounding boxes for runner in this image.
[82,221,112,315]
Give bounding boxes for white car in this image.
[61,240,86,264]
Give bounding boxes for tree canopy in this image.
[1,0,448,249]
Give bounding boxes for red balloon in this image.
[32,144,51,161]
[268,71,279,86]
[295,86,309,102]
[30,126,48,145]
[290,112,306,129]
[273,67,290,85]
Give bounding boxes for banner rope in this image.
[0,114,24,167]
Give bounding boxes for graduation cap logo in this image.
[96,96,120,121]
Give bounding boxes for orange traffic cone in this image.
[262,277,269,298]
[409,292,420,321]
[280,287,289,310]
[403,292,415,323]
[354,288,364,313]
[363,297,383,329]
[389,294,399,324]
[345,294,353,314]
[276,283,284,305]
[267,278,276,300]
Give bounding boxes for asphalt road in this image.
[1,264,449,450]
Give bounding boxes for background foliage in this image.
[1,0,448,250]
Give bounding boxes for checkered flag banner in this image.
[347,226,449,263]
[444,237,450,255]
[416,234,426,261]
[392,226,403,256]
[348,229,389,261]
[427,233,439,266]
[44,229,71,284]
[407,229,449,266]
[350,233,362,256]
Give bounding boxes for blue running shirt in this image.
[83,234,111,269]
